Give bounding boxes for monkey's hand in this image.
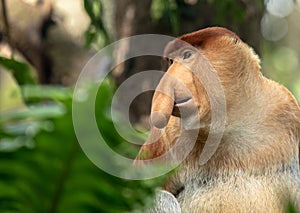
[146,190,181,213]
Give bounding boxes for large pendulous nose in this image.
[150,91,174,128]
[150,73,175,129]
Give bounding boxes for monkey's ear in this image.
[229,36,239,44]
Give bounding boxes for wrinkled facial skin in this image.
[150,43,213,130]
[150,27,255,131]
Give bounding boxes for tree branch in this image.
[1,0,10,40]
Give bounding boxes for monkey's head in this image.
[150,27,262,130]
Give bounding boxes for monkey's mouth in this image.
[175,97,192,106]
[172,97,192,117]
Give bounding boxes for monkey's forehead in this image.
[164,27,241,57]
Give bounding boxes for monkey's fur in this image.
[146,190,181,213]
[136,27,300,212]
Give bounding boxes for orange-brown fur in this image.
[137,27,300,212]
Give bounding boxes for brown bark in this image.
[0,0,53,83]
[0,0,93,85]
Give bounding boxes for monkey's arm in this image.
[136,117,181,161]
[135,127,166,161]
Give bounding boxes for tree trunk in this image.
[0,0,93,85]
[0,0,53,83]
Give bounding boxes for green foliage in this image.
[206,0,245,24]
[0,56,36,85]
[82,0,265,47]
[262,43,300,102]
[83,0,110,50]
[0,79,164,212]
[151,0,180,34]
[0,69,25,112]
[150,0,265,34]
[206,0,264,24]
[286,201,298,213]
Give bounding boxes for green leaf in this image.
[286,201,298,213]
[0,81,165,212]
[206,0,246,24]
[0,69,25,112]
[22,85,72,102]
[151,0,166,20]
[83,0,110,49]
[0,103,66,124]
[150,0,180,34]
[0,56,36,85]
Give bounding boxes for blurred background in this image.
[0,0,299,212]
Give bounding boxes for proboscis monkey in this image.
[136,27,300,213]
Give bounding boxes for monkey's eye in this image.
[183,51,192,60]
